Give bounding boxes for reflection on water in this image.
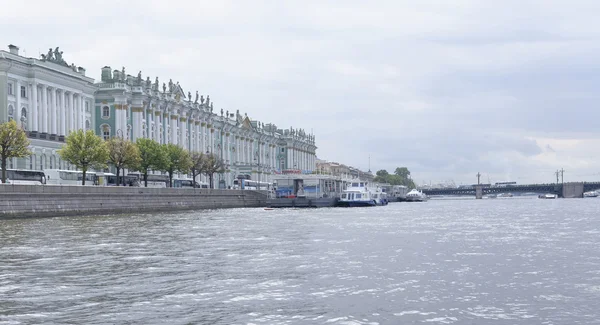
[1,199,600,324]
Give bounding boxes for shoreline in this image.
[0,185,267,220]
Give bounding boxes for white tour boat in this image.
[584,191,599,198]
[338,181,388,207]
[405,189,429,202]
[538,193,558,199]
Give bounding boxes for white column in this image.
[170,116,176,145]
[180,118,186,149]
[15,80,22,125]
[68,92,74,133]
[41,85,48,133]
[51,88,57,134]
[80,95,85,130]
[61,91,67,136]
[31,83,38,132]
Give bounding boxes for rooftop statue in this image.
[162,82,166,93]
[206,95,210,107]
[221,108,224,116]
[188,91,192,101]
[121,67,126,81]
[46,48,54,61]
[200,95,204,104]
[210,103,214,112]
[195,91,199,104]
[168,79,174,92]
[226,110,229,118]
[154,77,159,90]
[146,76,151,89]
[137,71,142,84]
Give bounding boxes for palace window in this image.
[7,83,13,95]
[20,86,27,98]
[30,155,35,170]
[102,106,110,118]
[50,156,54,169]
[8,105,13,119]
[85,102,90,112]
[101,124,110,140]
[40,154,46,170]
[85,120,90,130]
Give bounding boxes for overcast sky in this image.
[2,0,600,185]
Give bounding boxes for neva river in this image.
[2,198,600,324]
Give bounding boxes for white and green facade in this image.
[94,66,318,188]
[1,44,317,187]
[0,45,95,171]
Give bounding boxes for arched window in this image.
[21,107,26,118]
[85,120,90,130]
[100,124,110,140]
[40,154,46,170]
[102,106,110,118]
[30,155,35,170]
[8,105,13,117]
[49,156,54,169]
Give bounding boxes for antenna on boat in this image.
[368,155,371,173]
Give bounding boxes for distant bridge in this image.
[421,182,600,198]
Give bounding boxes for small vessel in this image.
[405,189,428,202]
[498,193,514,198]
[338,181,388,207]
[538,193,558,199]
[584,191,599,198]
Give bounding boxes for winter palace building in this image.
[0,45,317,187]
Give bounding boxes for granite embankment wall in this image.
[0,185,268,219]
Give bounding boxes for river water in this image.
[1,198,600,324]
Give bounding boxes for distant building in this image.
[316,159,373,182]
[0,45,95,170]
[0,44,318,187]
[94,66,317,187]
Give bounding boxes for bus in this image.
[106,175,141,187]
[44,169,98,186]
[173,178,208,188]
[126,173,170,188]
[1,169,46,185]
[233,179,273,190]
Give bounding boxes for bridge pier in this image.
[475,185,483,199]
[562,182,584,198]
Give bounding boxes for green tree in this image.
[0,120,32,183]
[162,144,191,187]
[189,151,208,188]
[394,167,411,179]
[107,137,141,186]
[203,153,225,189]
[373,169,390,183]
[134,138,167,187]
[58,129,109,185]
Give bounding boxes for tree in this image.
[134,138,167,187]
[203,153,225,189]
[107,137,141,186]
[58,129,109,185]
[394,167,410,179]
[0,120,31,183]
[189,151,208,188]
[162,144,191,187]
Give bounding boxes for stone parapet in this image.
[0,185,267,219]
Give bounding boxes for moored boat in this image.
[337,181,388,207]
[584,191,599,198]
[405,189,428,202]
[538,193,558,199]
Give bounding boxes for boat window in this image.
[341,194,347,199]
[355,194,362,199]
[373,194,378,198]
[352,183,359,187]
[360,183,364,187]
